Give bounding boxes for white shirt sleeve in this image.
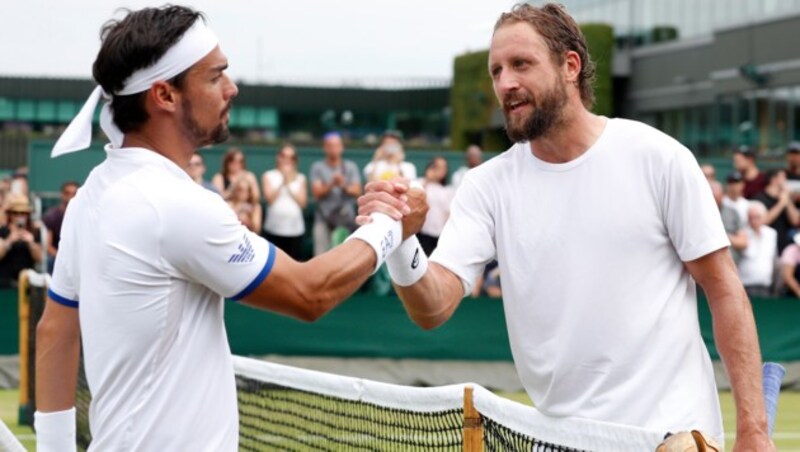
[662,146,730,262]
[161,190,275,300]
[49,204,79,307]
[430,174,496,295]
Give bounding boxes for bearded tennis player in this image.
[34,6,425,451]
[358,3,772,451]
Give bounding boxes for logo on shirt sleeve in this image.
[228,234,255,264]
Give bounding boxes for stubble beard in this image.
[181,97,231,148]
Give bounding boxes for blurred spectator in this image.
[471,260,502,299]
[366,142,417,182]
[784,142,800,201]
[754,169,800,253]
[0,195,43,288]
[738,201,777,297]
[262,144,308,260]
[722,171,749,225]
[732,147,766,199]
[452,145,484,189]
[363,131,416,182]
[710,177,747,265]
[9,168,30,199]
[786,142,800,179]
[42,181,79,272]
[780,233,800,298]
[212,147,260,201]
[418,156,454,256]
[227,176,262,233]
[700,163,717,182]
[310,132,362,255]
[188,152,219,194]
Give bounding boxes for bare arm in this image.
[311,179,334,200]
[782,264,800,297]
[241,185,423,322]
[728,229,748,251]
[763,196,787,225]
[395,263,465,329]
[785,194,800,226]
[290,177,309,209]
[241,238,377,322]
[262,173,279,205]
[252,203,263,234]
[685,248,773,451]
[344,181,363,198]
[211,173,225,195]
[36,299,80,412]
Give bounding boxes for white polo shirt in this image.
[49,146,275,451]
[431,118,728,441]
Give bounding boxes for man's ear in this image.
[564,50,582,84]
[148,81,179,113]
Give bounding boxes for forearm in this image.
[786,201,800,225]
[345,183,362,197]
[242,240,378,321]
[706,276,768,435]
[764,203,784,225]
[36,306,80,411]
[28,242,43,263]
[395,262,463,329]
[782,266,800,296]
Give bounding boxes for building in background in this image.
[545,0,800,157]
[0,76,450,168]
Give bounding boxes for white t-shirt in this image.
[739,225,777,286]
[431,118,728,440]
[263,169,306,237]
[49,146,276,451]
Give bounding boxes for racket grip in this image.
[762,362,785,437]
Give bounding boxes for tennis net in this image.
[231,356,667,451]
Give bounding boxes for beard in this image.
[180,97,231,147]
[502,79,568,143]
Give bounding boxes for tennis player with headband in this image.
[359,3,772,451]
[34,6,426,451]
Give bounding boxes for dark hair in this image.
[494,3,596,109]
[61,180,80,191]
[765,168,786,186]
[92,6,204,133]
[221,148,245,178]
[425,156,448,186]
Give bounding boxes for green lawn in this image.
[3,389,798,451]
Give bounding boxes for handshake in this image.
[345,177,431,288]
[355,177,429,241]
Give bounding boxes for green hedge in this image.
[581,23,614,117]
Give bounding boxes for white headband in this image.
[51,19,219,157]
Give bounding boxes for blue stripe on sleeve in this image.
[47,288,79,309]
[230,242,277,302]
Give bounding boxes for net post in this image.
[17,271,30,418]
[463,386,483,452]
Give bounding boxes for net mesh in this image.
[481,415,582,452]
[237,375,462,451]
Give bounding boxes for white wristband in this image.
[346,213,402,273]
[386,235,429,287]
[34,408,77,452]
